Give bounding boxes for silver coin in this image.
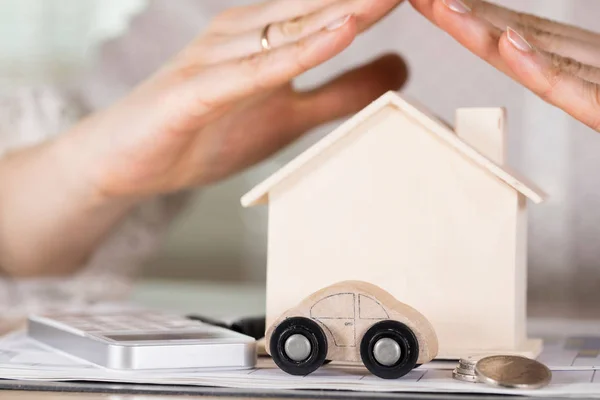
[459,363,474,370]
[459,355,483,370]
[459,357,478,367]
[458,362,476,372]
[452,368,479,383]
[475,355,552,389]
[456,366,476,376]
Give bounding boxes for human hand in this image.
[410,0,600,131]
[64,0,408,201]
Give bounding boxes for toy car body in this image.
[266,281,439,379]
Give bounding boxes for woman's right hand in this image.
[410,0,600,131]
[61,0,408,202]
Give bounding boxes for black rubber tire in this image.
[270,317,328,376]
[360,320,419,379]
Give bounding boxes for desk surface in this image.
[3,279,599,399]
[0,380,514,400]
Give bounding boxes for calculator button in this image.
[40,313,216,336]
[73,324,97,331]
[103,325,126,331]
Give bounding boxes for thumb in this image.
[292,54,409,130]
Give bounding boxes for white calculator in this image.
[27,311,256,370]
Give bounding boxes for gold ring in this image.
[261,24,272,51]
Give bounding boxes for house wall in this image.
[266,106,525,354]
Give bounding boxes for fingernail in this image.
[442,0,471,14]
[507,27,533,52]
[326,15,351,31]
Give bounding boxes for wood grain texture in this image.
[256,101,542,358]
[265,281,438,365]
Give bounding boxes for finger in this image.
[208,0,340,34]
[410,0,600,89]
[520,29,600,70]
[200,0,405,66]
[171,16,358,122]
[293,53,409,129]
[266,1,386,50]
[201,8,356,66]
[467,1,600,68]
[209,0,404,36]
[542,51,600,85]
[350,0,405,33]
[411,0,600,46]
[471,1,600,46]
[500,28,600,132]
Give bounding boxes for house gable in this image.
[241,92,546,207]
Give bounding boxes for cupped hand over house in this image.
[410,0,600,131]
[61,0,408,201]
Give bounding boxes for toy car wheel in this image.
[270,317,328,376]
[360,320,419,379]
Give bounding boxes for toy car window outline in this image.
[309,293,355,319]
[358,294,389,320]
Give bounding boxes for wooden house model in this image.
[241,91,546,359]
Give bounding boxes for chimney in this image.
[455,108,507,165]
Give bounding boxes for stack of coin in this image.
[452,355,552,389]
[452,356,480,383]
[475,355,552,390]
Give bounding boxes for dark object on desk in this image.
[231,317,267,340]
[187,315,266,340]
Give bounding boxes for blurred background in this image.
[0,0,146,87]
[1,0,598,310]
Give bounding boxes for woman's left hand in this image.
[410,0,600,131]
[0,0,409,277]
[66,0,408,200]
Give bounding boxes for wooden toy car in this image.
[265,281,438,379]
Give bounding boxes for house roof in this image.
[241,91,547,207]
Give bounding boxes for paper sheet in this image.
[1,331,600,397]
